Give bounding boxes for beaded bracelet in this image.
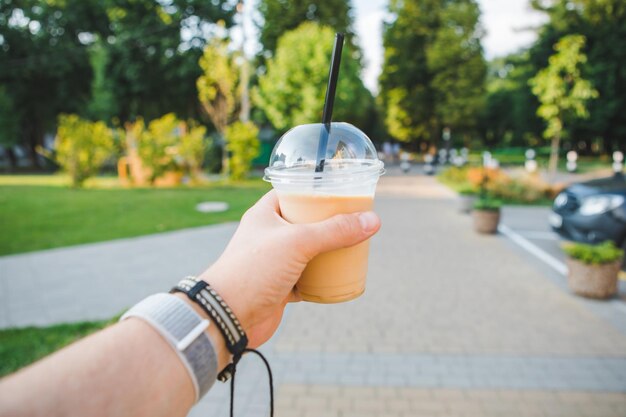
[171,276,248,381]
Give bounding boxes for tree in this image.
[0,0,108,167]
[478,54,544,148]
[529,35,598,176]
[225,121,260,180]
[256,0,355,59]
[254,22,372,132]
[196,38,239,175]
[197,38,238,136]
[0,85,19,168]
[87,37,116,121]
[379,0,486,147]
[54,114,115,187]
[427,1,486,133]
[530,0,626,152]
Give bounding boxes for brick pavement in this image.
[274,385,626,417]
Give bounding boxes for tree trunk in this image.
[23,119,43,169]
[548,132,561,180]
[5,147,17,171]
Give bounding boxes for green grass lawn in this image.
[0,318,114,377]
[0,175,271,256]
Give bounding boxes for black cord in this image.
[229,349,274,417]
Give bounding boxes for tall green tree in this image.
[530,0,626,152]
[0,0,108,167]
[253,22,372,132]
[529,35,598,176]
[0,85,19,168]
[197,37,239,175]
[256,0,355,58]
[197,38,238,137]
[87,36,116,122]
[379,0,486,147]
[479,53,544,148]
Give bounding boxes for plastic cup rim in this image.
[263,159,385,184]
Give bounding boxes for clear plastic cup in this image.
[264,122,384,303]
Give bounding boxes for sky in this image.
[237,0,549,94]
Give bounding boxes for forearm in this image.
[0,301,230,417]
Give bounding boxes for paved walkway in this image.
[2,174,626,416]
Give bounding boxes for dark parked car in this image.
[550,173,626,250]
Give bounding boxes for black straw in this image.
[315,32,345,173]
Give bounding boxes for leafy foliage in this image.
[530,0,626,153]
[54,114,115,187]
[256,0,355,58]
[197,38,238,135]
[134,113,207,183]
[225,121,260,181]
[473,198,502,211]
[0,0,105,165]
[86,37,116,121]
[100,0,236,123]
[254,22,372,132]
[478,54,544,148]
[0,85,18,148]
[529,35,598,176]
[563,241,623,265]
[439,166,554,204]
[379,0,486,145]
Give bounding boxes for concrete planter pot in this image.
[472,209,500,234]
[566,257,621,299]
[459,195,476,213]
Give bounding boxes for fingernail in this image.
[358,212,378,232]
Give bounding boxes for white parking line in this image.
[498,224,568,276]
[515,231,560,240]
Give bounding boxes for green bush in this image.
[458,184,479,195]
[438,166,472,191]
[563,241,624,265]
[178,121,207,179]
[473,198,502,211]
[134,113,207,183]
[225,121,260,181]
[55,114,115,187]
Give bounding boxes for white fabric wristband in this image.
[120,293,218,402]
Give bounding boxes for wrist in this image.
[197,267,254,332]
[173,293,231,372]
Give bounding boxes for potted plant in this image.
[458,184,479,213]
[472,198,502,234]
[563,241,623,299]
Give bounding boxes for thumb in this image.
[297,211,381,259]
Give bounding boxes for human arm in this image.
[0,190,381,417]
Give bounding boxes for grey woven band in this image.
[120,293,218,401]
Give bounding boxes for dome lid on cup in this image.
[264,123,383,183]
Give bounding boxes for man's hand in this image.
[200,190,381,347]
